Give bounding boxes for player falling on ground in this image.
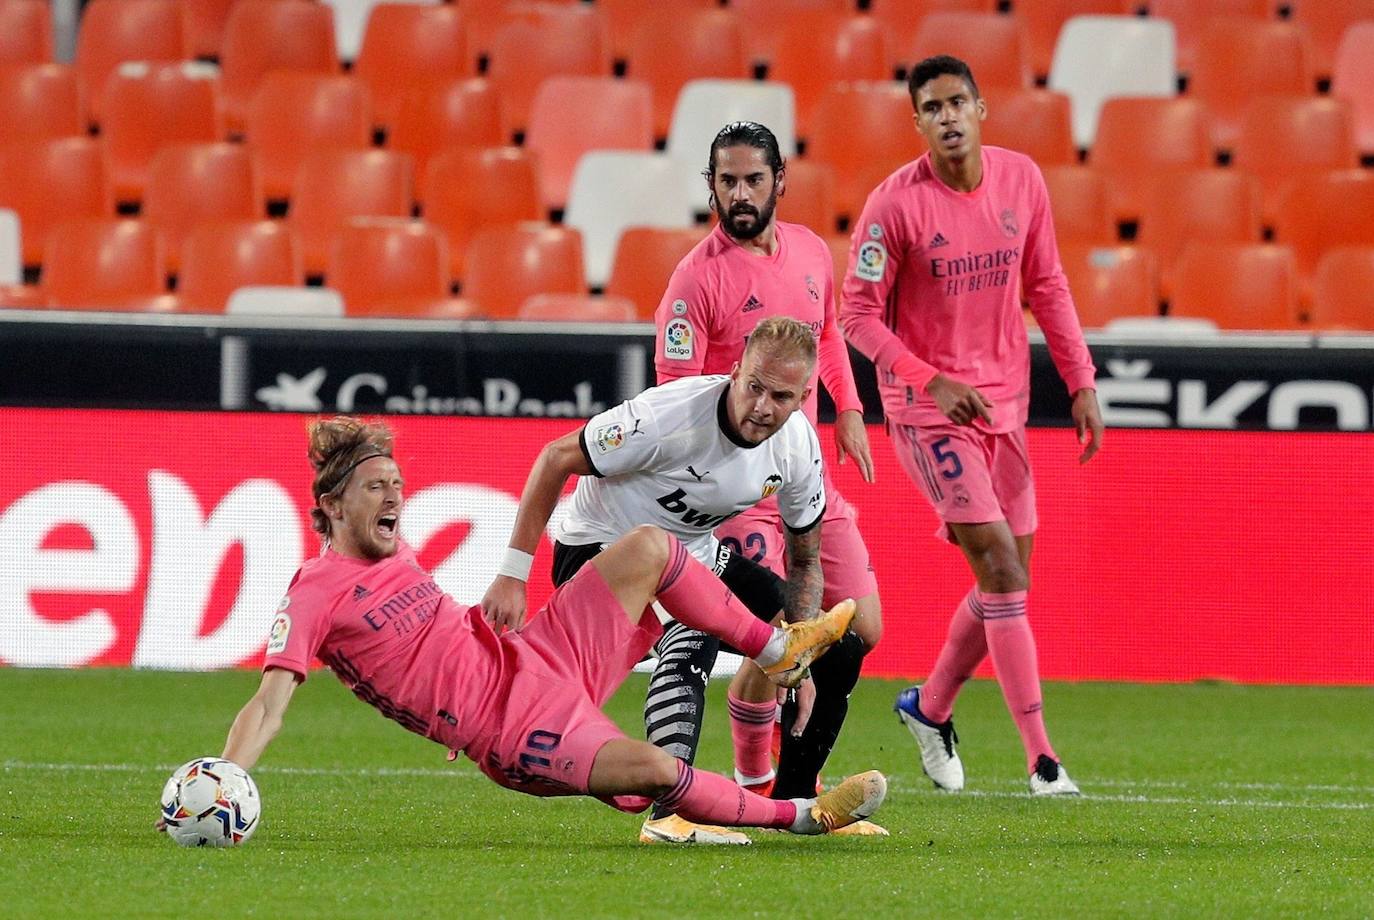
[840,55,1105,795]
[649,122,884,835]
[481,317,868,844]
[160,417,885,839]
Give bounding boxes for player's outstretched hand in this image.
[1072,388,1104,464]
[154,817,167,833]
[834,409,875,483]
[927,374,994,427]
[480,575,528,632]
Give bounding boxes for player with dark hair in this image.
[646,121,884,838]
[159,416,885,840]
[481,316,868,844]
[840,55,1104,795]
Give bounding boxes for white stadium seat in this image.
[665,79,796,210]
[1049,16,1177,148]
[226,285,346,317]
[564,152,698,288]
[0,209,21,286]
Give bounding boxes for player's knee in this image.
[635,745,680,796]
[811,630,865,694]
[623,524,669,574]
[972,549,1028,593]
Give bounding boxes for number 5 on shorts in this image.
[930,437,963,480]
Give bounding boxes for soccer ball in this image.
[160,757,261,847]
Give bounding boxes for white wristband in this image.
[497,548,535,582]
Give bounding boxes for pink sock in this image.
[920,588,988,723]
[657,759,797,829]
[727,693,777,783]
[655,536,774,658]
[977,589,1057,772]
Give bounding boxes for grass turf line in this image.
[1,669,1371,919]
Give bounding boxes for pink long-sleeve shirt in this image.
[839,146,1096,434]
[653,221,863,423]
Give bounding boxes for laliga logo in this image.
[0,474,536,669]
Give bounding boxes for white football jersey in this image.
[557,375,826,564]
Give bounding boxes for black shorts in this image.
[552,539,784,624]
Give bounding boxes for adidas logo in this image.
[353,584,371,601]
[742,294,764,312]
[929,232,950,249]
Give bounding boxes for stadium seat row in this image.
[4,0,1372,145]
[1,212,1370,332]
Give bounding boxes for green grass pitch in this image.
[1,669,1371,919]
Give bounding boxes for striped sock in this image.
[976,589,1057,772]
[654,535,774,658]
[727,693,777,785]
[656,759,796,829]
[920,587,988,723]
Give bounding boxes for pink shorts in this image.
[890,421,1038,541]
[466,563,663,811]
[716,485,878,607]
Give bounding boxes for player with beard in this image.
[643,122,885,841]
[162,416,885,841]
[840,56,1103,795]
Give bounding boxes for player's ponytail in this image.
[307,416,394,536]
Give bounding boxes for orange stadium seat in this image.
[99,62,222,204]
[1020,0,1130,82]
[808,82,921,219]
[459,0,536,68]
[246,72,372,202]
[624,8,747,139]
[777,158,839,238]
[980,87,1076,166]
[1309,248,1374,331]
[0,137,110,267]
[1143,0,1271,76]
[288,148,413,276]
[604,226,706,320]
[175,220,301,313]
[74,0,184,125]
[420,146,542,282]
[1134,168,1262,296]
[524,76,654,213]
[1169,242,1299,330]
[1088,97,1212,224]
[0,64,83,140]
[1040,165,1117,245]
[328,219,463,318]
[487,4,610,139]
[905,12,1032,89]
[1288,0,1374,83]
[354,3,469,134]
[1190,19,1312,153]
[142,143,260,274]
[517,293,638,323]
[866,0,998,71]
[1331,24,1374,158]
[769,11,889,140]
[1273,170,1374,284]
[729,0,853,68]
[1232,95,1357,228]
[0,0,52,65]
[1059,243,1160,328]
[219,0,339,135]
[180,0,235,61]
[42,218,168,310]
[462,222,585,319]
[387,78,503,197]
[598,0,716,64]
